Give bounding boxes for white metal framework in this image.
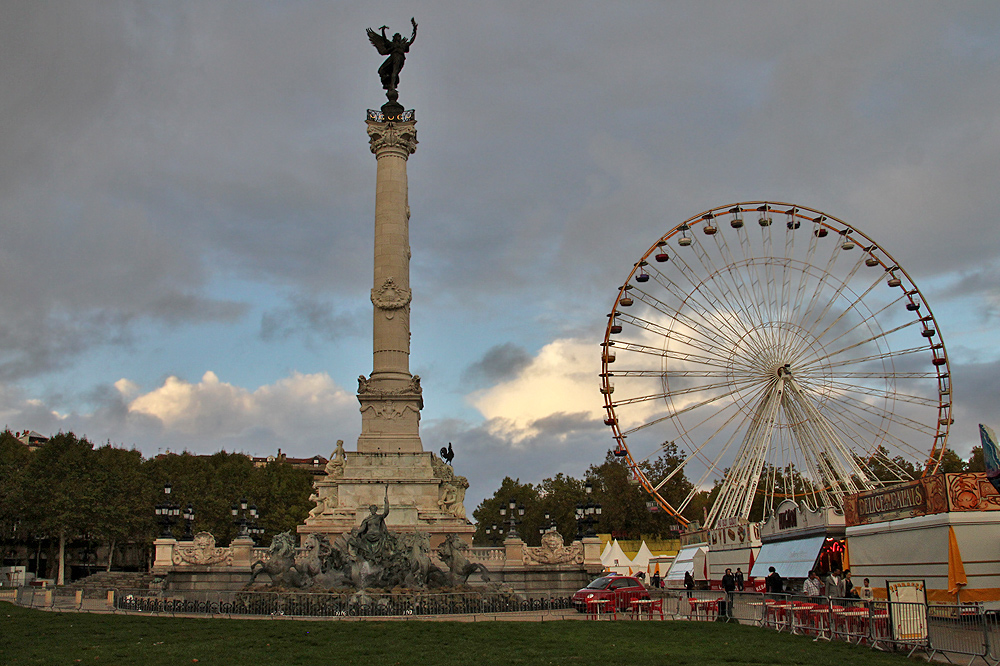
[600,202,951,528]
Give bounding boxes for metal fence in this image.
[664,590,1000,663]
[107,588,575,618]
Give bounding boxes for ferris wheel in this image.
[600,202,952,529]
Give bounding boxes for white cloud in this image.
[123,370,356,441]
[468,338,604,443]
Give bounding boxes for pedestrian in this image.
[803,570,823,599]
[735,567,745,592]
[684,570,695,592]
[765,566,783,596]
[858,577,874,601]
[651,571,661,589]
[843,569,857,598]
[825,568,846,599]
[722,568,736,593]
[721,567,737,618]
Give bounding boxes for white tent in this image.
[599,539,612,563]
[601,539,633,575]
[632,541,655,576]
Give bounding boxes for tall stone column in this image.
[357,112,423,453]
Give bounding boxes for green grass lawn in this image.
[1,602,917,666]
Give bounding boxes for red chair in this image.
[647,598,665,620]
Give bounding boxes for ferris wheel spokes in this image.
[601,202,950,527]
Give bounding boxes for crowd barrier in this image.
[666,589,999,663]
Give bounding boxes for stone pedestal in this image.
[298,450,474,549]
[583,536,604,573]
[152,538,177,574]
[229,537,255,568]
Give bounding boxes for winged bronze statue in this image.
[367,18,417,94]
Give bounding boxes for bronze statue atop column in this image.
[367,18,417,117]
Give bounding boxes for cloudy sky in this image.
[3,1,999,512]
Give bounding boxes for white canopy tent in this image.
[631,541,655,576]
[601,539,634,575]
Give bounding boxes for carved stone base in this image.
[298,450,474,550]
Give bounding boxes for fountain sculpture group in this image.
[250,490,489,590]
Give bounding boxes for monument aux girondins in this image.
[296,18,476,552]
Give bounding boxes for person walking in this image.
[735,567,745,592]
[684,570,695,592]
[651,571,662,589]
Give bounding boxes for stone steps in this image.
[66,571,156,595]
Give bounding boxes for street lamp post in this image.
[182,503,196,540]
[154,482,180,539]
[575,481,602,539]
[499,498,524,539]
[231,499,259,540]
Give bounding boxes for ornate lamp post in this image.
[182,503,196,540]
[575,481,602,538]
[499,498,525,539]
[539,512,557,537]
[154,482,179,538]
[485,523,504,546]
[231,499,258,539]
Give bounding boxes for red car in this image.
[572,575,650,612]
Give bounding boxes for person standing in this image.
[722,568,736,593]
[843,569,856,598]
[651,571,662,589]
[765,566,783,595]
[858,578,874,601]
[825,568,846,599]
[721,568,737,618]
[735,568,745,592]
[684,570,695,592]
[803,570,823,599]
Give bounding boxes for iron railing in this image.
[110,588,573,618]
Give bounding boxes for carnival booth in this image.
[749,499,846,593]
[844,471,1000,603]
[706,518,761,589]
[665,542,708,589]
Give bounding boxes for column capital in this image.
[367,119,417,158]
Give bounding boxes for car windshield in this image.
[585,577,612,590]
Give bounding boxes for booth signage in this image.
[856,482,926,521]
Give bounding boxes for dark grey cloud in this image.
[952,358,1000,457]
[260,293,362,345]
[461,343,532,388]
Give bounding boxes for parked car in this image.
[572,575,650,612]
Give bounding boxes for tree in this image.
[967,446,985,473]
[472,477,539,545]
[21,433,99,584]
[91,445,151,571]
[0,431,31,565]
[252,460,313,539]
[935,448,967,474]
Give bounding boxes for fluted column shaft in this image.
[357,117,423,453]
